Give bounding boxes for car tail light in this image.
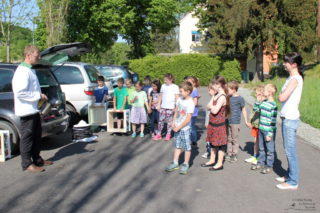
[84,87,94,96]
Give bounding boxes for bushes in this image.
[129,54,241,85]
[270,63,289,79]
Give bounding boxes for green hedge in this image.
[129,54,241,85]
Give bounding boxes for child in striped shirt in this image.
[251,84,278,174]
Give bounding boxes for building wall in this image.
[179,12,206,53]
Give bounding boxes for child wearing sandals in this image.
[130,81,150,138]
[153,73,180,141]
[201,75,230,172]
[251,84,278,174]
[246,85,265,165]
[165,82,195,175]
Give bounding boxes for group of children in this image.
[92,73,278,176]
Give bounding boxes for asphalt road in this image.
[1,87,319,213]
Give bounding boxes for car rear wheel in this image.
[66,104,77,127]
[0,121,19,153]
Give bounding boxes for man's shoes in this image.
[191,142,198,149]
[38,160,53,167]
[25,164,45,172]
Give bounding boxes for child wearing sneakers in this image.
[165,82,195,175]
[251,84,278,174]
[154,73,180,141]
[225,81,249,163]
[130,81,150,138]
[246,85,265,165]
[202,83,217,159]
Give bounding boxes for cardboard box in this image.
[0,130,11,162]
[107,109,131,133]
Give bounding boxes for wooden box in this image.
[88,103,107,126]
[107,109,131,133]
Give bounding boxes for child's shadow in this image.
[241,141,287,177]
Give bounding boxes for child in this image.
[245,85,265,164]
[125,78,136,111]
[130,81,150,138]
[153,73,180,141]
[148,79,161,137]
[202,83,217,159]
[187,76,200,148]
[142,75,152,94]
[201,75,230,171]
[113,77,129,136]
[225,80,249,163]
[251,84,278,174]
[91,76,108,132]
[165,82,195,175]
[142,75,152,127]
[183,76,189,82]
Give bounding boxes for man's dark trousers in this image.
[20,113,43,170]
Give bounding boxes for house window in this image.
[192,31,200,42]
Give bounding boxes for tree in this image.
[66,0,190,59]
[151,28,179,54]
[0,24,32,61]
[194,0,319,81]
[36,0,69,49]
[0,0,36,62]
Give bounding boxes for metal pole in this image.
[33,18,35,45]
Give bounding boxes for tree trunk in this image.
[6,26,10,62]
[134,37,141,59]
[253,35,264,82]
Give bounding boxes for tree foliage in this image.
[0,24,33,61]
[193,0,320,81]
[0,0,36,62]
[151,28,179,54]
[36,0,69,49]
[80,42,131,65]
[36,0,192,59]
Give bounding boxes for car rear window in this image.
[0,68,14,93]
[36,69,58,87]
[111,67,129,79]
[52,66,84,84]
[84,65,102,83]
[97,66,113,76]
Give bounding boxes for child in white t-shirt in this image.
[153,73,180,141]
[165,82,195,175]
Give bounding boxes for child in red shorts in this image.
[246,85,265,165]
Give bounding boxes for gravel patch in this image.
[238,87,320,149]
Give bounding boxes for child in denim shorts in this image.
[165,82,195,175]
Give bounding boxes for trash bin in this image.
[241,70,249,83]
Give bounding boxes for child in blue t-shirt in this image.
[91,76,108,131]
[187,76,200,149]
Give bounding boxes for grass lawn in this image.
[244,65,320,129]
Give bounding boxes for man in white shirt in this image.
[12,45,52,172]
